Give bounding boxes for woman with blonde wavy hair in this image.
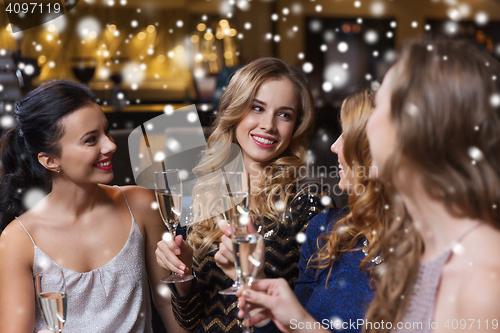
[156,57,331,332]
[364,39,500,333]
[235,85,390,332]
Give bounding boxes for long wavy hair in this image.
[0,80,96,230]
[188,57,316,256]
[309,85,390,283]
[364,39,500,331]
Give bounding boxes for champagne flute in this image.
[219,171,250,295]
[35,270,67,332]
[232,214,265,333]
[155,169,195,283]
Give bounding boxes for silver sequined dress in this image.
[17,186,153,333]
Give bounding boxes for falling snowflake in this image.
[322,82,333,92]
[22,188,45,210]
[330,316,344,330]
[337,42,348,53]
[1,115,14,128]
[154,151,166,162]
[406,103,419,116]
[370,1,385,16]
[302,62,313,73]
[468,146,484,161]
[490,93,500,108]
[157,284,171,298]
[309,19,322,33]
[364,30,379,44]
[321,195,332,206]
[275,200,286,212]
[475,12,488,26]
[295,232,307,244]
[187,112,198,123]
[166,138,181,153]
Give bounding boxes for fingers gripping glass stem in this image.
[155,170,194,283]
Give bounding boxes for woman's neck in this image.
[397,177,480,261]
[44,180,105,218]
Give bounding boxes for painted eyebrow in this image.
[253,98,295,113]
[79,121,109,141]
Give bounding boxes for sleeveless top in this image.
[396,222,484,333]
[17,186,153,333]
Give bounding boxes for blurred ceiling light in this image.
[147,25,155,33]
[156,55,165,63]
[197,23,206,32]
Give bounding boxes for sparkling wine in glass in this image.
[232,214,265,333]
[35,270,67,332]
[155,170,195,283]
[219,171,250,295]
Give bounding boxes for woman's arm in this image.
[0,222,36,332]
[122,186,188,333]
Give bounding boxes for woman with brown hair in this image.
[234,85,389,332]
[365,39,500,332]
[156,57,331,332]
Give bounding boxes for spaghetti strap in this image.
[114,185,135,222]
[456,221,485,243]
[15,217,36,246]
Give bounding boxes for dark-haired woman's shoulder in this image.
[0,217,37,331]
[102,184,160,231]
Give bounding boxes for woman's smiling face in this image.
[235,78,298,170]
[55,103,117,185]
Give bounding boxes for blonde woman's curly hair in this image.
[188,57,316,256]
[309,85,390,284]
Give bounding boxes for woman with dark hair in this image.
[155,57,331,332]
[364,39,500,332]
[234,85,389,332]
[0,80,186,333]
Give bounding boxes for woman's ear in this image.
[37,152,60,173]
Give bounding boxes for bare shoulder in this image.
[456,262,500,319]
[108,185,160,228]
[0,219,34,269]
[117,185,155,211]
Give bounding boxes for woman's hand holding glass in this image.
[154,170,194,283]
[236,278,322,333]
[214,219,237,280]
[156,233,194,286]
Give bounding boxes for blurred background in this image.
[1,0,500,200]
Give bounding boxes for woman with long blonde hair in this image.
[365,39,500,332]
[156,57,331,332]
[235,85,390,332]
